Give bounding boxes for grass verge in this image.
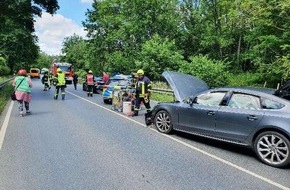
[151,92,175,102]
[0,84,14,115]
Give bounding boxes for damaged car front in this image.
[145,71,209,128]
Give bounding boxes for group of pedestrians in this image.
[13,68,68,116]
[13,68,152,117]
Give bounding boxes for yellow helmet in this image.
[88,70,93,74]
[137,69,144,75]
[57,68,62,72]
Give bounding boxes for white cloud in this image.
[34,13,87,55]
[81,0,94,3]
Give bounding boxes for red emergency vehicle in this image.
[50,60,74,84]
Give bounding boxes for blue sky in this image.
[56,0,92,25]
[34,0,93,55]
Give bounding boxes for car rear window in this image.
[261,98,285,109]
[31,70,39,73]
[228,93,260,110]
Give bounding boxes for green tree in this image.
[61,34,89,71]
[179,55,229,87]
[83,0,182,74]
[79,0,290,87]
[34,52,54,69]
[0,0,59,73]
[136,34,185,81]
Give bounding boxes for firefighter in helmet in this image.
[133,69,152,116]
[86,70,95,97]
[41,70,51,91]
[54,68,66,100]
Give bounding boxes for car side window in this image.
[228,93,260,110]
[261,98,285,109]
[196,92,226,106]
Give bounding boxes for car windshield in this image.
[58,66,70,72]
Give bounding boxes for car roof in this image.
[161,71,290,105]
[210,87,290,105]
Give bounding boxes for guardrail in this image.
[150,88,173,94]
[0,78,14,90]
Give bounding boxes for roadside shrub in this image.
[0,84,14,114]
[178,55,229,88]
[136,34,186,81]
[256,56,290,88]
[0,57,10,75]
[227,72,263,87]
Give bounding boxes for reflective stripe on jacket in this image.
[56,73,66,86]
[136,76,151,97]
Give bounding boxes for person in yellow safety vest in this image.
[133,69,152,116]
[53,68,66,100]
[86,70,95,97]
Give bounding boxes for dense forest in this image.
[1,0,290,88]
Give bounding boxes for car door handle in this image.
[247,115,258,121]
[207,111,215,116]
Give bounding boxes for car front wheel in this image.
[254,131,290,168]
[154,110,173,134]
[103,99,111,104]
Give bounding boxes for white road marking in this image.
[0,101,14,150]
[68,91,290,190]
[67,91,145,126]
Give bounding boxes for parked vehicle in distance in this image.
[102,75,133,104]
[29,68,40,79]
[145,71,290,168]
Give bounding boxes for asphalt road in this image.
[0,79,289,190]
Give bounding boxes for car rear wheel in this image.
[154,110,173,134]
[254,131,290,168]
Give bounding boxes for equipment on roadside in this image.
[111,86,135,115]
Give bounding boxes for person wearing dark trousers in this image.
[86,70,95,97]
[73,73,78,90]
[133,69,152,116]
[53,68,66,100]
[41,71,51,91]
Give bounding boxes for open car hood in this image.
[162,71,209,102]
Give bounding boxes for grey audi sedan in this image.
[146,71,290,168]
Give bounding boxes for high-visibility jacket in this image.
[86,74,94,85]
[42,73,50,83]
[136,76,151,97]
[56,72,66,86]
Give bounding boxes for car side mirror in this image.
[187,96,196,106]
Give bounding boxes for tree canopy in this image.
[78,0,290,86]
[0,0,59,74]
